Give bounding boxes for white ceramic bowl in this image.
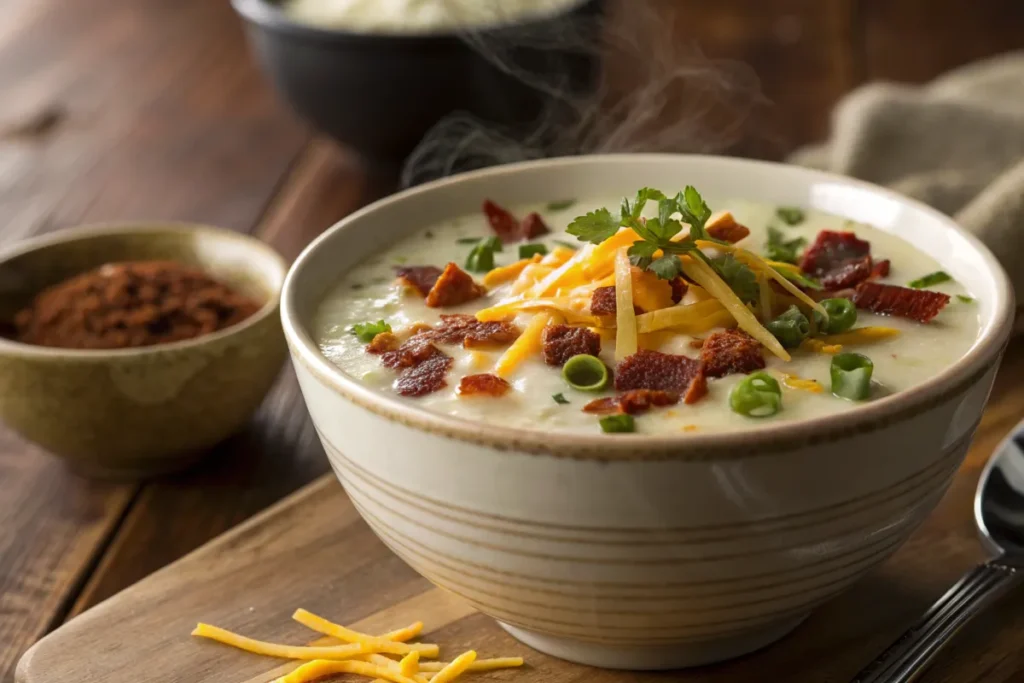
[281,155,1014,670]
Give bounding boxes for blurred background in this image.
[2,0,1023,680]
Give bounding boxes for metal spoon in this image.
[852,421,1024,683]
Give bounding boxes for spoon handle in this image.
[852,559,1022,683]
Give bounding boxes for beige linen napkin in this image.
[789,52,1024,320]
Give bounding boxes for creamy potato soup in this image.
[313,188,980,435]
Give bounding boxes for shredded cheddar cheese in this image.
[781,373,824,393]
[613,247,638,361]
[582,228,641,279]
[431,651,478,683]
[495,311,559,378]
[541,245,576,266]
[191,623,437,660]
[272,659,420,683]
[634,299,733,334]
[680,255,791,361]
[482,254,542,287]
[193,608,523,683]
[801,339,844,354]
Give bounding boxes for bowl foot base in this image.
[498,613,808,670]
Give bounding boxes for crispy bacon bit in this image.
[394,349,453,397]
[427,313,520,348]
[870,259,891,279]
[670,277,688,303]
[520,212,550,239]
[852,282,950,323]
[590,286,617,315]
[583,389,680,415]
[482,199,520,243]
[380,337,438,369]
[800,231,875,291]
[615,350,707,404]
[395,266,443,297]
[366,332,400,354]
[589,286,644,315]
[458,373,512,397]
[542,324,601,366]
[425,263,486,308]
[483,200,551,242]
[700,329,765,378]
[706,213,751,243]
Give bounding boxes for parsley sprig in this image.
[567,186,717,281]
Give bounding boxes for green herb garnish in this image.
[908,271,952,289]
[814,298,857,334]
[957,295,975,304]
[764,226,806,265]
[456,237,481,245]
[766,305,810,349]
[519,243,548,259]
[776,207,806,226]
[831,353,874,401]
[711,254,760,303]
[568,186,716,282]
[351,320,391,343]
[552,393,570,405]
[599,414,635,433]
[562,354,610,392]
[546,199,577,211]
[729,372,782,418]
[465,236,503,273]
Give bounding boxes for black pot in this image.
[232,0,605,167]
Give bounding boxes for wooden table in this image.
[1,0,1022,681]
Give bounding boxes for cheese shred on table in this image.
[190,608,524,683]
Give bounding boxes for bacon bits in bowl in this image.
[280,155,1014,670]
[0,223,287,478]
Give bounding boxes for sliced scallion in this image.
[831,352,874,401]
[908,271,952,289]
[552,393,570,405]
[776,207,806,226]
[351,320,391,343]
[547,199,577,211]
[519,243,548,259]
[600,414,635,433]
[729,371,782,418]
[766,305,810,349]
[562,354,610,392]
[814,298,857,334]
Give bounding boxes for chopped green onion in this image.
[562,354,610,392]
[766,305,810,349]
[553,240,580,251]
[814,298,858,334]
[729,371,782,418]
[908,271,952,289]
[519,243,548,259]
[481,236,503,252]
[392,256,408,264]
[552,393,570,405]
[957,294,975,303]
[351,320,391,343]
[456,237,481,244]
[465,244,495,273]
[600,414,635,433]
[776,207,806,226]
[831,352,874,401]
[778,268,822,290]
[547,199,577,211]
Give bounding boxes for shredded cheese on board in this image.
[494,311,560,378]
[193,608,524,683]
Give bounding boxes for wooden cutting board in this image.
[16,462,1024,683]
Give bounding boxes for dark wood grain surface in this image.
[1,0,1022,681]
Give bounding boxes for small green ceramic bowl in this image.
[0,223,288,478]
